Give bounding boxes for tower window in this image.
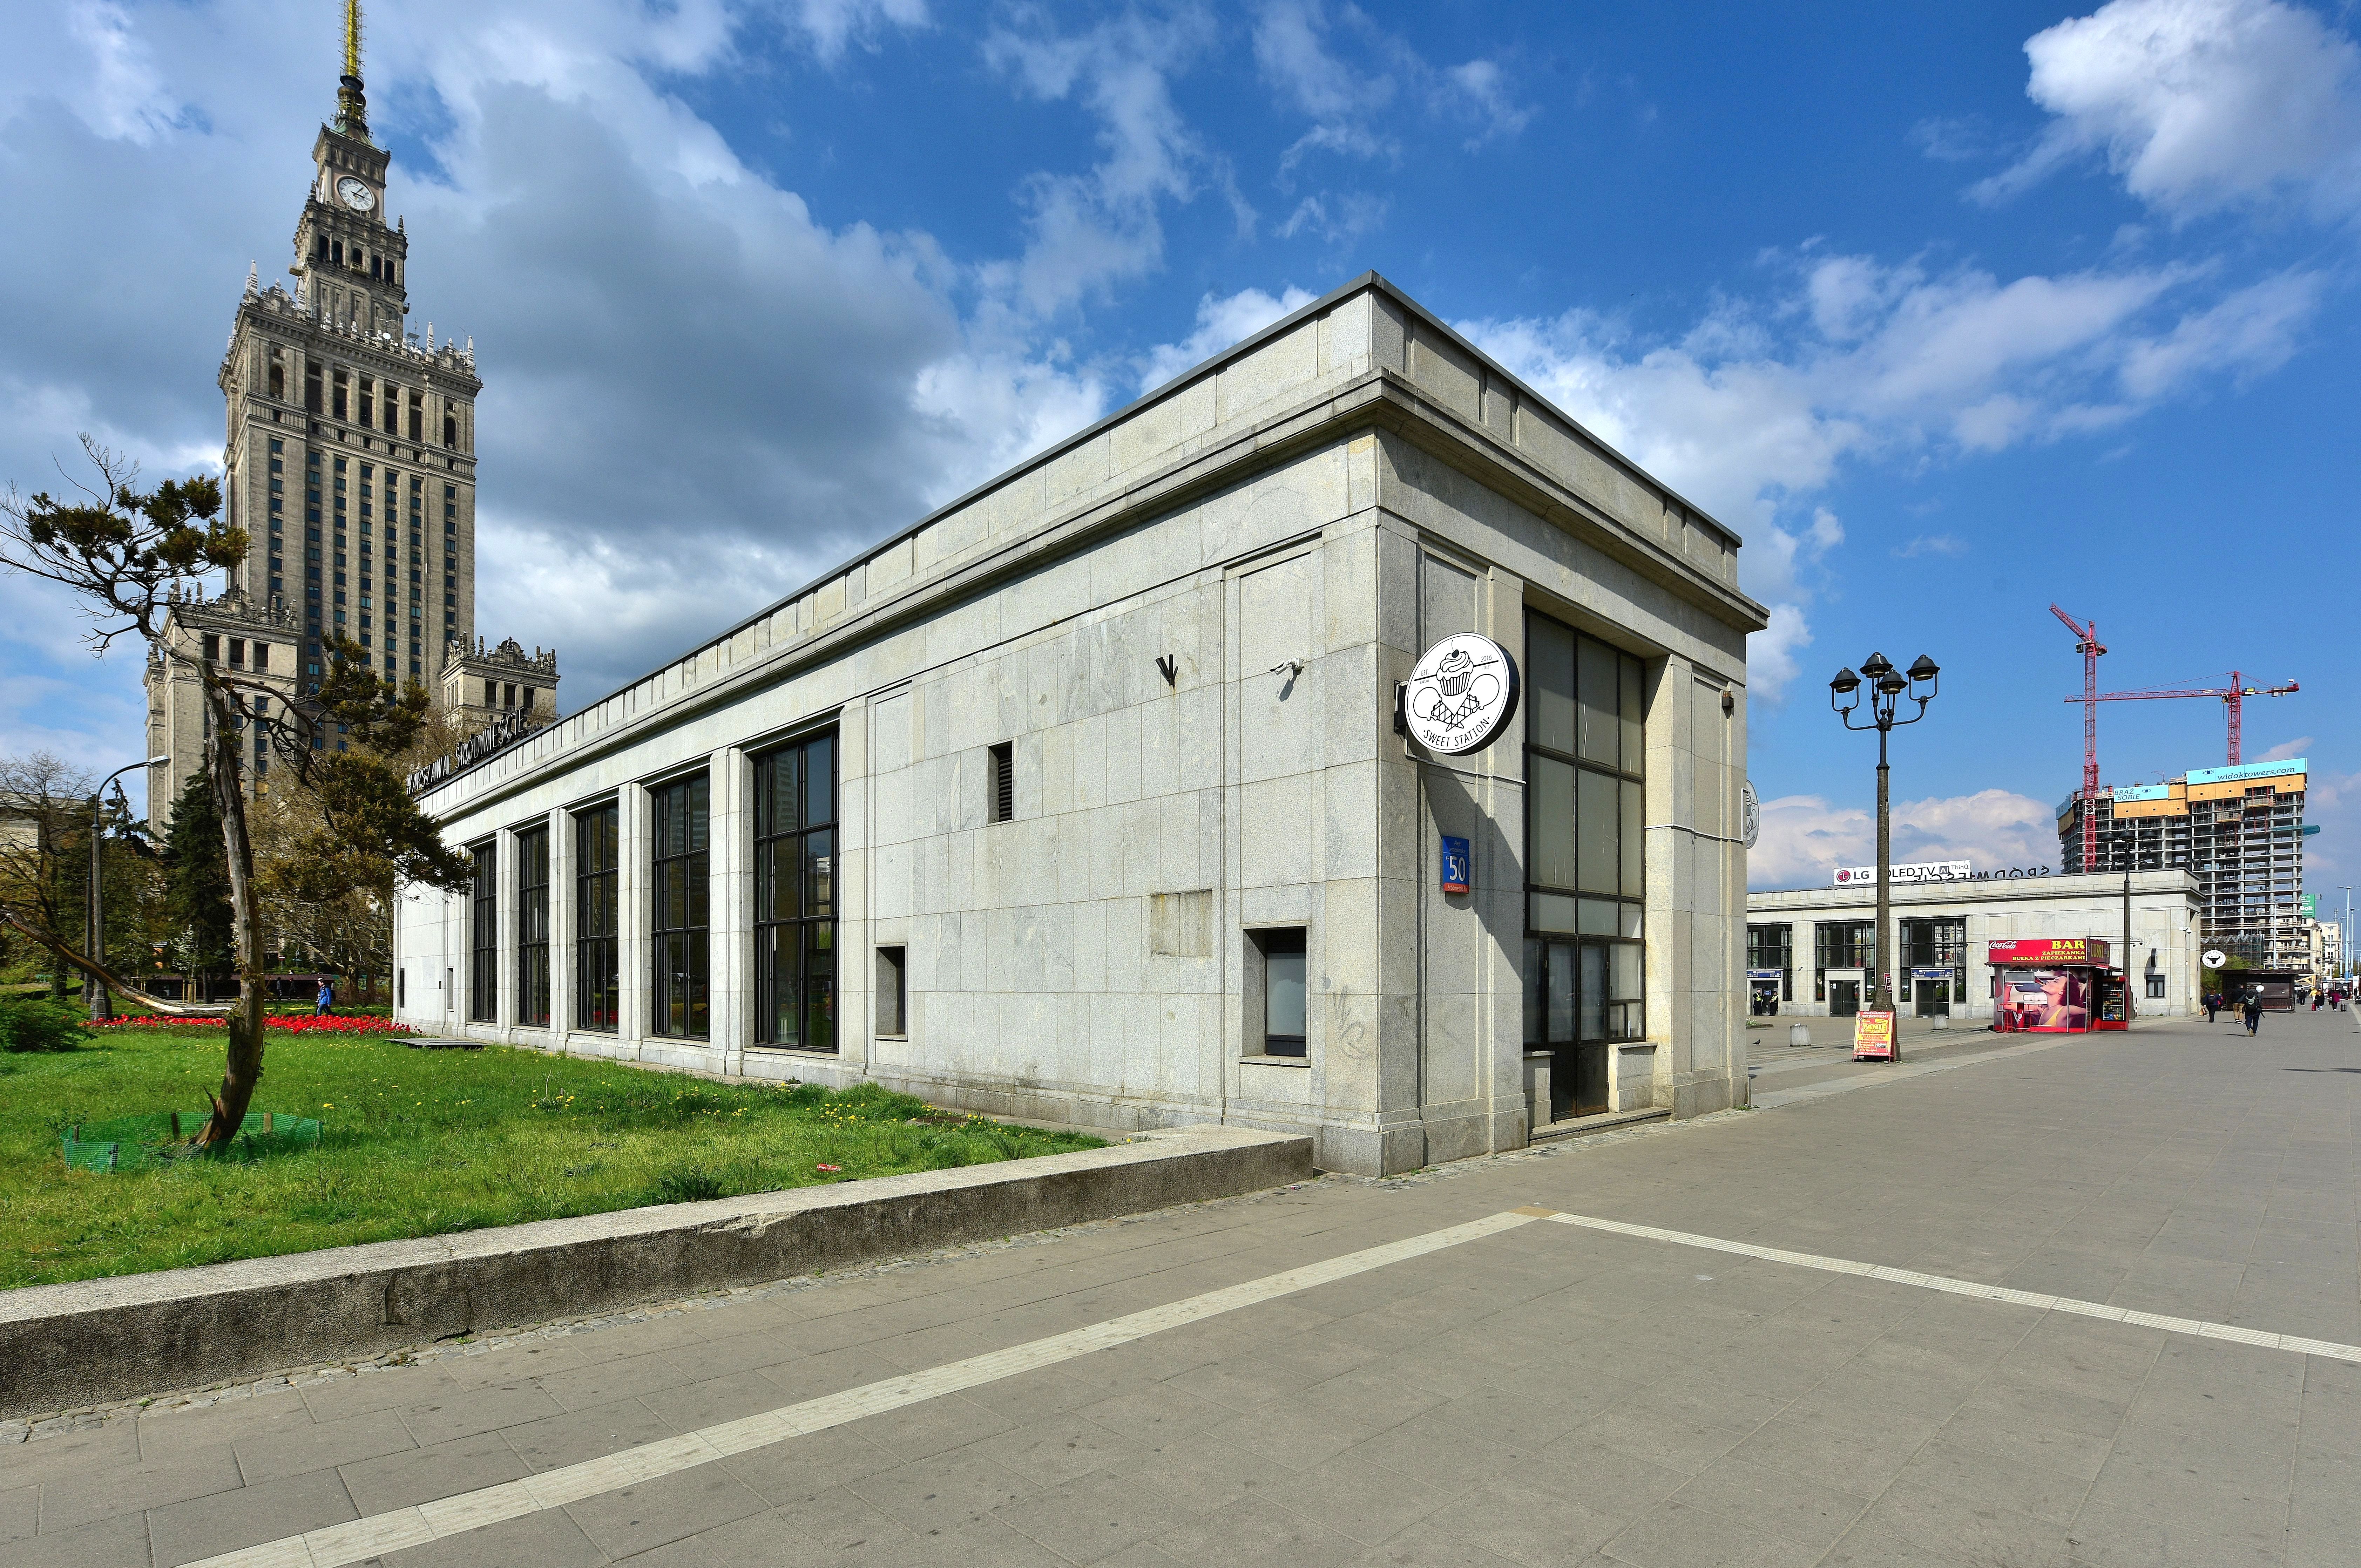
[443,412,457,448]
[407,391,422,441]
[358,380,373,425]
[314,234,328,262]
[331,240,343,265]
[370,255,381,279]
[483,679,496,707]
[332,370,349,421]
[989,742,1014,823]
[304,361,322,414]
[268,361,284,399]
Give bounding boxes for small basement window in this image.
[876,946,907,1038]
[989,741,1014,823]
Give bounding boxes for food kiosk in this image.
[1989,937,2128,1033]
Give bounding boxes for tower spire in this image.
[335,0,370,142]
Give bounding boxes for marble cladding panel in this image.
[1405,323,1482,426]
[1217,316,1320,426]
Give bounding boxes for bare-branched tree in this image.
[0,439,470,1149]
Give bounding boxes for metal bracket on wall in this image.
[1156,654,1177,686]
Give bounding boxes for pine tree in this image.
[162,767,233,994]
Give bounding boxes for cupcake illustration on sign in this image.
[1403,632,1520,755]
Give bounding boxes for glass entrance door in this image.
[1829,978,1861,1017]
[1913,978,1949,1017]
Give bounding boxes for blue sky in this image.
[1,0,2354,892]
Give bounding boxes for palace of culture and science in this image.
[145,9,557,830]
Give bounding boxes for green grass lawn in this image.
[0,1026,1103,1289]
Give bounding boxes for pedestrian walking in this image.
[2243,994,2262,1036]
[316,977,333,1018]
[2204,991,2218,1024]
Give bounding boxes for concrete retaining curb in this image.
[0,1124,1312,1418]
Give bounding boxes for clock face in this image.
[337,176,376,212]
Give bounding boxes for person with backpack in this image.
[2204,991,2219,1024]
[2242,991,2262,1037]
[316,977,334,1018]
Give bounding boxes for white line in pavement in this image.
[181,1209,1543,1568]
[1537,1209,2361,1364]
[1748,1032,2086,1110]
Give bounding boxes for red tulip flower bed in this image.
[91,1014,418,1036]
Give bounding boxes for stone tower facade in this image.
[146,11,554,831]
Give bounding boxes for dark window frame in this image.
[988,741,1014,823]
[467,842,496,1023]
[650,774,711,1039]
[754,735,837,1052]
[1747,923,1794,1002]
[516,826,551,1028]
[1521,610,1648,1118]
[575,803,620,1032]
[875,945,906,1039]
[1255,928,1308,1058]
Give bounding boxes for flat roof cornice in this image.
[424,276,1766,815]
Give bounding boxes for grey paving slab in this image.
[562,1463,769,1560]
[234,1403,415,1482]
[379,1505,606,1568]
[0,1510,149,1568]
[33,1444,244,1533]
[340,1429,528,1515]
[15,1011,2361,1568]
[147,1466,356,1568]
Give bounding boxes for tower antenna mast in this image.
[336,1,370,141]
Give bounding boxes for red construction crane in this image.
[2066,673,2300,767]
[2052,604,2105,871]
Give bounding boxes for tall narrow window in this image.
[650,774,710,1039]
[407,391,422,441]
[1258,929,1308,1057]
[269,360,285,399]
[755,734,837,1051]
[575,804,619,1032]
[1523,611,1648,1120]
[989,741,1014,823]
[468,842,496,1024]
[875,947,905,1038]
[305,361,323,413]
[516,826,550,1028]
[332,370,349,422]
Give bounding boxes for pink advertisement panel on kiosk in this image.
[1989,938,2111,1033]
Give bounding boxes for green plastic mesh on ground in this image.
[60,1111,322,1172]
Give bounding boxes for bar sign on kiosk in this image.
[1852,1009,1897,1062]
[1440,835,1471,894]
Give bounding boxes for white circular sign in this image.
[1741,780,1761,850]
[1402,633,1520,755]
[2202,949,2228,970]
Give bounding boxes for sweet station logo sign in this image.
[1398,633,1520,756]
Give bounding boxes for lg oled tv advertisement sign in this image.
[1831,860,1973,886]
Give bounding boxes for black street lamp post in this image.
[1830,653,1940,1013]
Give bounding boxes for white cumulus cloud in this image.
[1977,0,2361,221]
[1750,789,2061,890]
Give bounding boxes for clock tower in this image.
[145,1,557,832]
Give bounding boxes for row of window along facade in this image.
[1745,920,1970,1004]
[451,610,1663,1081]
[465,731,842,1052]
[256,433,462,684]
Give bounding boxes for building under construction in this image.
[2058,758,2313,968]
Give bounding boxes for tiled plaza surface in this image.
[6,1006,2358,1568]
